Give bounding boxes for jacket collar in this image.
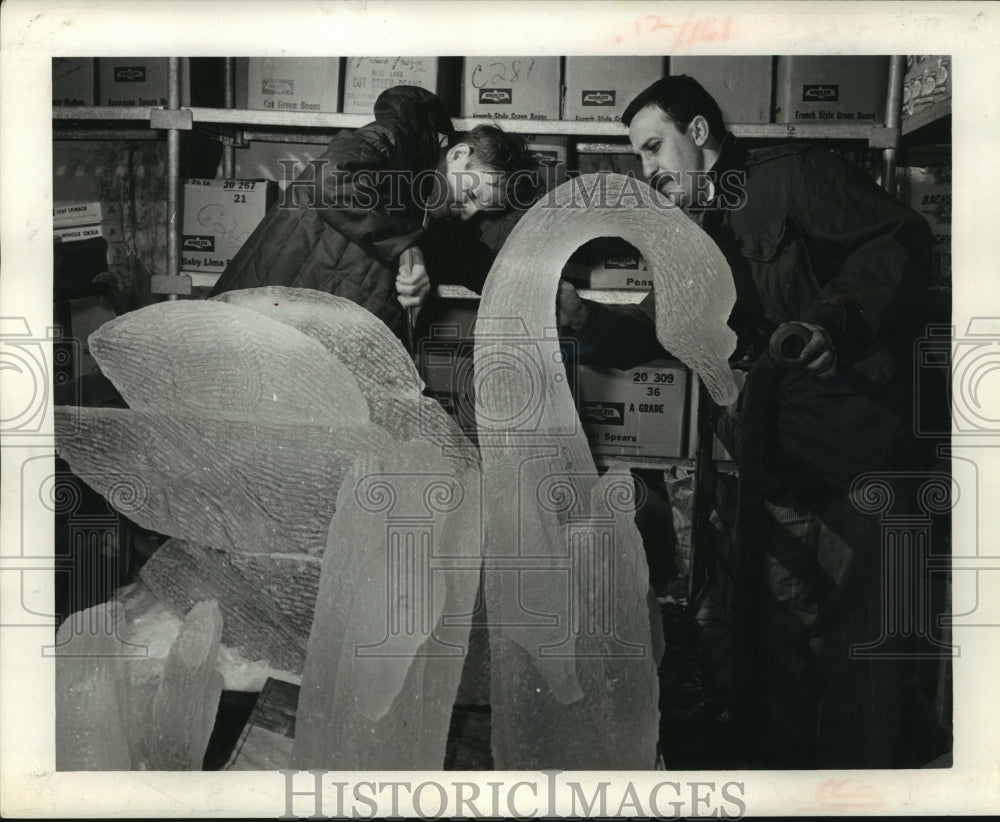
[712,131,747,178]
[684,131,746,223]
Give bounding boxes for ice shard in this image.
[55,602,132,771]
[144,600,224,770]
[55,406,395,557]
[292,440,482,769]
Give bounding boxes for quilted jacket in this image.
[574,135,933,501]
[209,86,466,339]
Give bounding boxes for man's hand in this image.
[769,321,837,375]
[557,280,590,331]
[397,246,431,318]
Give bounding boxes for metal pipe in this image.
[166,57,182,297]
[222,57,235,179]
[883,55,906,196]
[53,129,161,141]
[576,142,632,155]
[241,130,333,145]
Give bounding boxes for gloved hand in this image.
[397,246,431,320]
[557,280,589,331]
[768,321,837,375]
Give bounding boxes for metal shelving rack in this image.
[51,55,933,472]
[52,55,914,280]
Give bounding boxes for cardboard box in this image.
[568,237,652,290]
[525,135,569,191]
[461,57,560,120]
[774,56,888,124]
[589,261,652,290]
[670,56,772,125]
[562,57,664,122]
[239,57,341,113]
[52,58,94,106]
[343,57,458,115]
[221,141,324,191]
[96,58,190,107]
[53,200,122,228]
[181,178,277,273]
[579,359,689,458]
[902,55,951,121]
[899,165,951,287]
[53,221,124,244]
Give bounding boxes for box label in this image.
[260,78,295,96]
[605,255,639,270]
[802,84,839,102]
[581,90,616,107]
[479,88,512,105]
[112,66,147,83]
[580,401,625,426]
[53,222,124,243]
[579,362,689,458]
[182,235,216,252]
[53,201,122,227]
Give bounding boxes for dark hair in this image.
[451,124,541,208]
[622,75,727,141]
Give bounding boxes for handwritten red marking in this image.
[614,12,734,48]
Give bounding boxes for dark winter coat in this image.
[209,86,486,339]
[574,135,933,500]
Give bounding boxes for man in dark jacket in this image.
[558,75,936,768]
[210,85,537,344]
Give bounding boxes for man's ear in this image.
[448,143,472,163]
[688,115,711,147]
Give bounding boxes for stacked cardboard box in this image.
[899,165,952,288]
[774,56,889,124]
[53,199,127,379]
[902,56,951,123]
[461,57,560,121]
[236,58,342,113]
[53,199,127,282]
[669,56,772,124]
[343,57,459,115]
[561,57,664,122]
[52,57,95,107]
[181,178,278,290]
[96,58,191,107]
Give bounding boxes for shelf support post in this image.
[222,58,236,180]
[166,57,182,298]
[883,55,906,196]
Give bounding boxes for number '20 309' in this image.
[632,372,675,384]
